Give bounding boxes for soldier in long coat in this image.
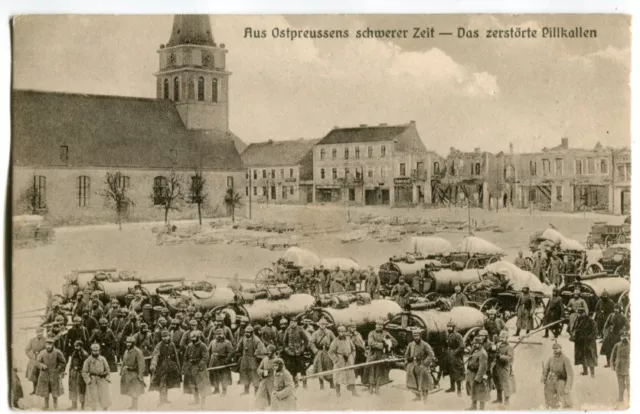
[610,329,630,403]
[548,254,562,286]
[347,322,366,380]
[119,336,146,409]
[170,318,186,349]
[570,307,598,377]
[444,321,465,396]
[390,276,412,309]
[542,342,573,408]
[601,305,629,366]
[309,318,336,390]
[513,251,527,270]
[82,343,112,410]
[67,340,88,410]
[208,328,234,395]
[25,327,47,394]
[595,291,616,339]
[543,288,565,338]
[567,290,589,334]
[89,318,118,372]
[282,318,309,386]
[466,336,490,410]
[531,251,543,281]
[492,330,514,406]
[329,267,346,293]
[261,316,278,347]
[255,345,279,409]
[271,358,297,411]
[404,329,435,402]
[365,268,381,299]
[236,325,267,394]
[514,286,536,336]
[328,325,359,397]
[150,330,182,406]
[364,320,397,394]
[81,308,99,336]
[65,316,90,358]
[484,309,506,339]
[35,338,66,410]
[450,285,469,307]
[134,323,155,375]
[182,331,211,407]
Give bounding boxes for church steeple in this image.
[154,15,230,131]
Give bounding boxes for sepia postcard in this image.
[8,12,631,411]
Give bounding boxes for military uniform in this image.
[405,339,435,400]
[542,351,573,408]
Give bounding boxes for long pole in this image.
[298,357,404,381]
[249,168,252,219]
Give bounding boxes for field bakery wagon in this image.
[441,236,506,270]
[586,217,631,249]
[585,244,630,278]
[254,247,321,289]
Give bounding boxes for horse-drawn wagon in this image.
[586,217,631,249]
[254,247,321,289]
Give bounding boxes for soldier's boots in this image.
[492,390,503,404]
[446,378,456,393]
[303,379,308,389]
[348,385,360,397]
[319,380,325,390]
[213,387,220,394]
[335,385,341,397]
[221,386,227,396]
[241,384,251,395]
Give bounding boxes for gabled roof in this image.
[317,122,427,153]
[11,90,244,171]
[241,139,319,167]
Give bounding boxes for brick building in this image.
[612,147,631,215]
[12,15,247,225]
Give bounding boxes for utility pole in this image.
[468,190,472,235]
[248,168,252,219]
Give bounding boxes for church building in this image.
[12,15,247,225]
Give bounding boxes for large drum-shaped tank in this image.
[423,269,482,296]
[97,281,140,301]
[560,276,630,314]
[220,293,316,326]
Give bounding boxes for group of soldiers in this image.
[513,249,587,286]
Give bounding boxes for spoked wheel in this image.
[586,264,602,275]
[586,235,594,249]
[618,291,629,309]
[463,327,481,363]
[430,364,442,388]
[524,257,534,271]
[480,297,503,316]
[532,298,547,329]
[617,234,627,244]
[255,268,276,289]
[604,236,612,248]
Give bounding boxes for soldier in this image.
[236,325,267,395]
[227,273,243,293]
[484,309,506,339]
[548,254,562,286]
[301,318,315,338]
[118,312,139,359]
[319,265,331,294]
[309,318,336,390]
[444,321,465,396]
[193,312,205,331]
[561,255,576,275]
[234,316,250,345]
[541,342,573,408]
[514,286,536,337]
[610,329,630,404]
[466,336,490,411]
[141,304,155,326]
[531,251,544,281]
[513,250,527,269]
[390,276,412,309]
[345,267,358,291]
[110,309,128,360]
[129,289,144,312]
[328,325,359,397]
[450,285,468,307]
[81,308,99,335]
[365,266,381,299]
[404,328,435,402]
[253,323,263,340]
[65,316,90,358]
[255,344,279,409]
[567,289,589,334]
[43,303,68,327]
[271,358,297,411]
[347,322,366,380]
[89,318,117,372]
[543,288,565,339]
[25,327,47,394]
[277,318,289,353]
[364,319,397,394]
[329,266,346,293]
[209,314,234,345]
[120,336,146,409]
[105,299,121,322]
[260,316,278,347]
[35,338,66,410]
[492,330,514,406]
[89,296,105,322]
[48,318,67,351]
[208,328,234,395]
[153,317,169,344]
[202,312,215,339]
[150,330,182,406]
[282,318,309,387]
[170,318,185,349]
[571,307,598,377]
[183,331,211,408]
[82,343,112,411]
[181,320,201,354]
[67,340,88,410]
[594,290,615,339]
[72,291,87,317]
[601,305,629,367]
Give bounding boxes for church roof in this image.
[166,15,215,47]
[11,90,244,171]
[317,122,426,153]
[242,139,319,167]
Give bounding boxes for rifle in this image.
[297,357,404,382]
[207,363,237,372]
[512,319,565,350]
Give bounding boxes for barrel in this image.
[572,277,629,299]
[423,269,482,294]
[97,281,140,300]
[221,293,316,325]
[189,287,237,310]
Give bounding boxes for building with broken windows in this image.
[612,147,631,215]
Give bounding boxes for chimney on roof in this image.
[561,137,569,149]
[379,123,388,126]
[359,124,367,127]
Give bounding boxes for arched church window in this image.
[197,77,205,101]
[163,79,169,100]
[173,77,180,101]
[212,78,218,102]
[188,78,195,100]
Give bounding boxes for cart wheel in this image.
[604,236,612,248]
[617,234,626,244]
[625,304,630,320]
[425,292,440,301]
[430,364,442,387]
[488,256,500,265]
[524,257,534,271]
[255,268,276,289]
[586,264,601,275]
[532,298,546,329]
[480,297,503,315]
[586,236,594,249]
[618,291,629,308]
[463,327,481,362]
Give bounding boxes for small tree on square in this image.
[189,168,207,226]
[101,172,134,230]
[151,171,185,225]
[223,187,243,222]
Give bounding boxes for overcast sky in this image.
[12,14,630,155]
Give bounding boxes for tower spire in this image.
[167,15,215,47]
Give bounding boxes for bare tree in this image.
[100,172,134,230]
[151,171,185,225]
[224,187,243,222]
[189,168,208,225]
[17,183,39,215]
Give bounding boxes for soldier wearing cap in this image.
[72,291,87,317]
[89,318,117,372]
[261,316,278,347]
[89,294,105,322]
[81,308,99,335]
[364,319,397,394]
[309,318,336,390]
[514,286,536,337]
[129,289,145,312]
[153,317,169,344]
[82,343,111,410]
[347,322,366,379]
[44,302,68,327]
[465,336,490,410]
[133,322,154,375]
[68,340,89,409]
[234,315,250,344]
[571,307,598,377]
[236,324,267,395]
[450,285,469,308]
[444,321,465,395]
[484,309,506,340]
[567,289,589,334]
[365,266,382,299]
[514,250,527,270]
[492,330,514,406]
[276,317,289,353]
[65,316,90,358]
[283,318,309,387]
[208,328,234,395]
[405,328,435,402]
[120,336,145,409]
[202,312,215,339]
[118,311,139,359]
[543,287,565,339]
[300,318,314,337]
[270,358,297,411]
[26,328,47,394]
[208,313,234,345]
[610,329,630,403]
[390,276,412,309]
[183,331,211,407]
[255,344,280,409]
[111,309,128,361]
[542,342,573,408]
[594,290,615,338]
[329,325,360,397]
[601,304,629,367]
[35,338,66,410]
[169,318,185,349]
[150,329,181,405]
[106,299,121,322]
[329,266,346,294]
